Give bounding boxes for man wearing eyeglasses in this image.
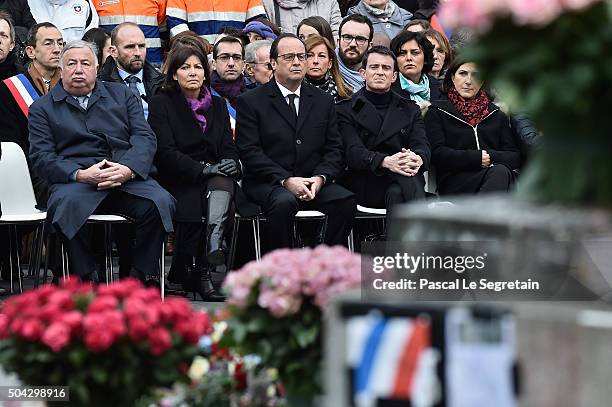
[211,36,248,131]
[236,33,357,252]
[336,14,374,92]
[244,39,272,90]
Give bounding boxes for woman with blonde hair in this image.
[304,35,352,102]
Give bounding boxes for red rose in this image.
[18,318,44,341]
[59,311,83,336]
[83,310,125,351]
[0,314,10,339]
[148,327,172,356]
[127,316,149,342]
[42,322,71,352]
[161,298,192,322]
[46,290,75,311]
[234,361,247,391]
[98,278,142,299]
[87,296,119,313]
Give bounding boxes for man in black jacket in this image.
[98,22,164,119]
[236,33,356,252]
[0,11,23,80]
[337,46,430,213]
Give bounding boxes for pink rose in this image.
[128,316,149,342]
[509,0,563,26]
[42,322,71,352]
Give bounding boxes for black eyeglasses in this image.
[276,53,307,62]
[340,34,369,46]
[216,53,243,62]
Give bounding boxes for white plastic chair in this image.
[0,142,47,293]
[59,214,167,300]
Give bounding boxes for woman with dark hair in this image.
[148,46,241,301]
[297,16,335,45]
[423,28,451,79]
[304,35,352,102]
[424,59,521,195]
[390,30,441,107]
[81,27,111,67]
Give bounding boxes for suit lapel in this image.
[295,84,313,134]
[352,93,383,139]
[267,81,296,130]
[375,94,411,145]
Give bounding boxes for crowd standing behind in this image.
[0,1,535,290]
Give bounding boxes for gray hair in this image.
[0,10,15,43]
[59,39,98,68]
[245,39,273,63]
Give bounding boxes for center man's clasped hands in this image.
[284,176,325,201]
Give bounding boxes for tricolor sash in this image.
[2,74,40,117]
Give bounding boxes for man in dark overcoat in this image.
[337,46,430,213]
[236,33,356,252]
[28,39,175,282]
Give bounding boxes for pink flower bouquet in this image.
[0,278,211,407]
[220,245,362,402]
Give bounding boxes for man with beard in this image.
[0,11,23,80]
[28,40,175,283]
[98,22,165,120]
[336,14,373,92]
[211,35,247,132]
[97,22,164,278]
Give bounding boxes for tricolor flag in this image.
[431,14,452,40]
[346,314,441,407]
[2,74,40,117]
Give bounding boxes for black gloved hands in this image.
[219,158,242,180]
[202,159,242,180]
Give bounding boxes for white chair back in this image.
[0,142,39,216]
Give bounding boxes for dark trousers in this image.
[264,184,357,252]
[174,175,235,258]
[440,165,515,195]
[62,190,165,279]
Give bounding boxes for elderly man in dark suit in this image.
[28,39,175,283]
[236,33,356,252]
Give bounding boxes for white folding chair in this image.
[0,142,47,293]
[59,214,167,300]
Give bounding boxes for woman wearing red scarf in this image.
[424,59,521,195]
[148,46,242,301]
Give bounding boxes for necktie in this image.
[125,75,142,101]
[287,94,298,123]
[77,95,89,110]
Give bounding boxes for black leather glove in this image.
[202,162,225,178]
[219,158,242,180]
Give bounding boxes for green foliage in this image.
[465,2,612,205]
[221,298,324,401]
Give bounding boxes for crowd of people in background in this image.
[0,0,540,299]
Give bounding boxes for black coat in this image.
[148,90,239,222]
[98,57,165,100]
[0,70,48,205]
[424,95,521,193]
[337,89,430,200]
[235,79,350,205]
[391,73,442,103]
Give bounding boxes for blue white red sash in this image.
[2,74,40,117]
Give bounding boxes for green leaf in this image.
[296,325,319,348]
